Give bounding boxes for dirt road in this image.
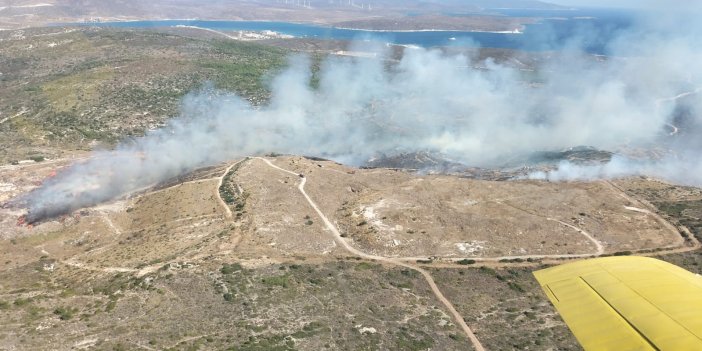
[547,218,605,255]
[605,181,686,241]
[217,160,246,219]
[255,157,486,351]
[496,200,605,256]
[0,108,27,125]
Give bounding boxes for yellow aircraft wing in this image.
[534,256,702,351]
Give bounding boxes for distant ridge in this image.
[0,0,564,30]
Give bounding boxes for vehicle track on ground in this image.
[60,259,135,273]
[60,160,247,277]
[248,157,702,351]
[603,180,701,253]
[216,160,244,220]
[402,184,699,264]
[496,200,605,256]
[0,108,27,125]
[255,157,486,351]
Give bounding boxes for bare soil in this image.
[0,156,698,350]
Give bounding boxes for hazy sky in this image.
[549,0,643,8]
[549,0,697,9]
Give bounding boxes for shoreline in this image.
[173,24,294,40]
[331,26,524,34]
[70,18,525,34]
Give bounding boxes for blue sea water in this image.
[491,8,639,54]
[79,8,637,55]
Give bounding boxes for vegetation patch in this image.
[53,306,78,320]
[457,259,476,265]
[220,159,250,216]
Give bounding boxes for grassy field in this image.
[0,27,288,163]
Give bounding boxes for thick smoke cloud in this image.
[15,5,702,222]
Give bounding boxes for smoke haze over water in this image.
[16,5,702,221]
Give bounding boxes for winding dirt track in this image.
[217,160,246,219]
[54,156,698,350]
[255,157,486,351]
[137,160,247,276]
[0,108,27,125]
[251,157,702,350]
[59,160,246,276]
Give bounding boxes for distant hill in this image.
[420,0,565,10]
[0,0,564,30]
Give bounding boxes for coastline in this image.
[173,24,295,40]
[331,26,524,34]
[38,16,623,54]
[71,18,525,35]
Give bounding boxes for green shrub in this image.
[221,263,242,275]
[54,306,77,320]
[508,282,525,293]
[13,298,31,306]
[457,259,476,265]
[261,275,289,288]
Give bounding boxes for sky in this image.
[548,0,646,8]
[548,0,698,9]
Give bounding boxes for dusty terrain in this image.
[228,157,684,260]
[1,25,702,351]
[0,157,474,350]
[0,154,699,350]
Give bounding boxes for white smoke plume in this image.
[14,5,702,222]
